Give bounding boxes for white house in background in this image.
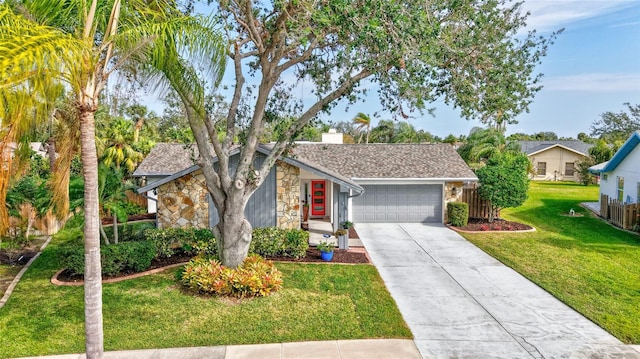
[590,131,640,204]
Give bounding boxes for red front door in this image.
[311,180,326,216]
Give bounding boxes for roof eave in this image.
[352,177,479,182]
[601,131,640,172]
[527,144,589,157]
[282,156,364,194]
[136,165,201,193]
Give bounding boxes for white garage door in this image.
[353,184,443,223]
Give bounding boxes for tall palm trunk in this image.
[79,108,103,358]
[133,118,144,143]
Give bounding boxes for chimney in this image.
[321,129,343,144]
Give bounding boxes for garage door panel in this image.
[353,184,442,223]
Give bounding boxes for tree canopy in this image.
[591,103,640,143]
[161,0,559,268]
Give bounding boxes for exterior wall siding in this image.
[529,147,588,182]
[600,146,640,203]
[209,153,277,228]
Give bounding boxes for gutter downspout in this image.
[140,192,159,228]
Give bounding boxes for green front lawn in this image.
[0,241,410,358]
[461,182,640,344]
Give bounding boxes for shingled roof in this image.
[518,140,592,156]
[134,142,476,181]
[132,143,199,176]
[292,143,476,179]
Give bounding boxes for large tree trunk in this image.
[79,109,104,359]
[210,189,253,268]
[213,211,253,269]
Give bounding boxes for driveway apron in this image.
[357,223,639,359]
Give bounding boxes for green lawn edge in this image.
[0,239,411,358]
[461,182,640,344]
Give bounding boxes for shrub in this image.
[106,221,156,242]
[250,227,309,259]
[447,202,469,227]
[180,255,283,298]
[476,153,530,222]
[59,241,156,276]
[144,228,216,258]
[283,229,309,258]
[53,227,84,246]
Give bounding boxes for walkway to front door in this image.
[306,219,363,247]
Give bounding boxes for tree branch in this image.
[262,68,372,176]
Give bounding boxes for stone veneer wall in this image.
[443,181,465,223]
[276,161,300,229]
[157,170,209,229]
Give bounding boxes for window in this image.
[564,162,575,176]
[536,162,546,176]
[617,177,624,202]
[602,174,608,181]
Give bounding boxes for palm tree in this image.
[352,112,372,143]
[0,2,225,357]
[457,127,521,167]
[369,119,395,143]
[98,117,143,173]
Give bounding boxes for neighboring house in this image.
[518,140,593,182]
[589,131,640,204]
[133,141,477,232]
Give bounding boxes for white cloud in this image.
[543,72,640,92]
[521,0,638,32]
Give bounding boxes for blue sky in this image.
[320,0,640,138]
[145,1,640,139]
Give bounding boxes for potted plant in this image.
[317,241,334,261]
[335,228,349,250]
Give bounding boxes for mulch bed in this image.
[55,253,194,284]
[0,249,38,266]
[267,248,369,264]
[0,236,49,266]
[54,246,370,284]
[452,218,533,232]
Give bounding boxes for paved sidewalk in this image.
[357,223,640,359]
[15,339,421,359]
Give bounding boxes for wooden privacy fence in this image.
[462,188,499,219]
[600,194,639,230]
[126,190,148,208]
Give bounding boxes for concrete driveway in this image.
[357,223,639,359]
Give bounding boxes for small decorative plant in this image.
[316,241,335,253]
[341,221,353,229]
[334,228,348,237]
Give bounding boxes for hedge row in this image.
[59,241,156,276]
[249,227,309,259]
[58,226,309,276]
